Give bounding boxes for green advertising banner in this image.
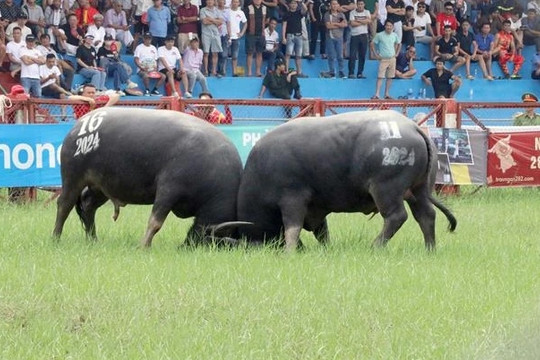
[217,125,277,164]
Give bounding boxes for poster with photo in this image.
[426,127,487,185]
[444,128,474,165]
[436,153,453,184]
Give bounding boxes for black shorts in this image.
[159,68,178,75]
[41,84,62,99]
[134,15,149,35]
[245,34,266,54]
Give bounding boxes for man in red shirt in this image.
[192,92,230,124]
[70,84,120,119]
[74,0,100,30]
[435,2,459,37]
[493,19,523,79]
[177,0,199,53]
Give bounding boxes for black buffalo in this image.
[52,107,243,247]
[237,110,457,250]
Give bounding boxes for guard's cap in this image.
[522,93,538,102]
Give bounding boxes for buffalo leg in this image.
[140,198,174,247]
[313,219,330,245]
[280,198,308,251]
[407,190,436,250]
[52,181,86,239]
[370,187,408,248]
[76,187,108,239]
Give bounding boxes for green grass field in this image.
[0,187,539,359]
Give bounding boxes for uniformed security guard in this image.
[513,93,540,126]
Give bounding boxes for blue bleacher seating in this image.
[60,41,538,103]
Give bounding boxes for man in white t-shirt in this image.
[158,36,188,97]
[87,13,112,50]
[262,17,282,72]
[348,0,371,78]
[226,0,247,76]
[5,13,32,42]
[19,34,46,97]
[40,53,71,98]
[134,31,166,95]
[413,2,433,44]
[6,26,25,76]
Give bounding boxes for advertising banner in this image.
[0,124,72,187]
[428,128,487,185]
[487,130,540,187]
[0,124,275,187]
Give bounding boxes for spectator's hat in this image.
[274,58,285,67]
[143,32,152,38]
[25,34,36,42]
[522,93,538,102]
[93,13,104,20]
[104,34,114,40]
[18,12,28,19]
[84,33,94,39]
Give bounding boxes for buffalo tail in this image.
[429,195,457,232]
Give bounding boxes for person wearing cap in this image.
[5,12,31,42]
[135,31,166,95]
[182,37,209,97]
[258,57,302,99]
[98,34,138,93]
[19,34,46,97]
[59,13,85,55]
[513,93,540,126]
[76,33,108,91]
[0,0,21,23]
[158,35,188,97]
[147,0,171,48]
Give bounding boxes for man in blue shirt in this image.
[147,0,171,47]
[370,20,400,99]
[474,22,495,80]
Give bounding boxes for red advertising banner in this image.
[487,131,540,187]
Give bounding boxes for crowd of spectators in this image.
[0,0,539,99]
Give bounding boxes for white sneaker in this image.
[184,91,192,98]
[173,92,180,98]
[127,81,138,89]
